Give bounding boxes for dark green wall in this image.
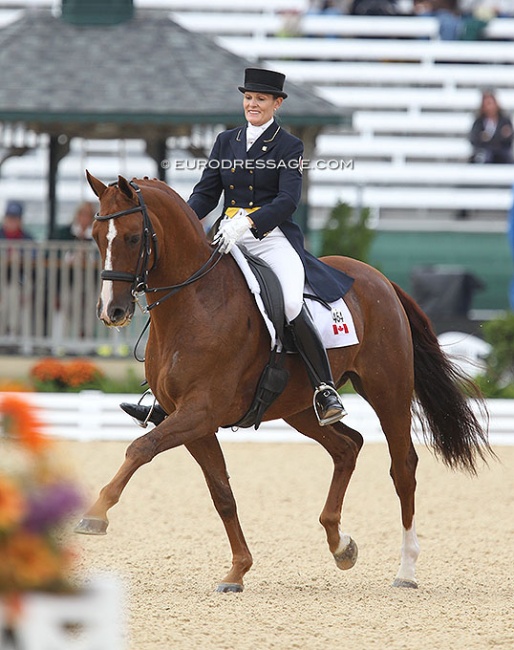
[368,231,512,311]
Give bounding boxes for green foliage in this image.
[319,202,376,262]
[473,373,514,399]
[472,312,514,396]
[481,312,514,383]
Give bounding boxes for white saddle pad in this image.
[230,246,359,350]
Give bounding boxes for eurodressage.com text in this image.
[161,158,355,171]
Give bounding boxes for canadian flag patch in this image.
[331,308,349,335]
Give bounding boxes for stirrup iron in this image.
[135,389,157,429]
[313,383,347,427]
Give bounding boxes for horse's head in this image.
[87,171,160,327]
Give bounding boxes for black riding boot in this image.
[120,400,167,427]
[289,304,347,426]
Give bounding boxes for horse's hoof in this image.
[333,536,358,570]
[75,516,108,535]
[392,578,418,589]
[216,582,244,593]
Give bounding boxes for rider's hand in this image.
[212,210,252,254]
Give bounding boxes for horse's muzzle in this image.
[98,300,135,327]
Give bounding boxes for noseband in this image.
[95,181,222,312]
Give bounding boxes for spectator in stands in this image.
[461,0,514,19]
[469,90,514,164]
[306,0,349,13]
[350,0,398,15]
[52,200,95,241]
[0,200,34,346]
[0,200,33,240]
[412,0,436,15]
[433,0,463,40]
[319,0,345,13]
[49,201,98,341]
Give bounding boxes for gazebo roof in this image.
[0,8,345,140]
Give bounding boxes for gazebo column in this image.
[47,134,70,239]
[145,138,168,182]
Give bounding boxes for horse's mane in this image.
[131,177,207,239]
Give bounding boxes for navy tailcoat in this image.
[188,120,353,302]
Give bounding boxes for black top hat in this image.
[238,68,288,99]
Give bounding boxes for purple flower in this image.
[23,481,84,532]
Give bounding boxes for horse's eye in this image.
[127,234,140,245]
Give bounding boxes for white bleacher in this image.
[308,185,512,215]
[317,86,514,112]
[264,61,514,90]
[171,12,514,41]
[2,7,514,225]
[316,134,471,163]
[219,36,514,65]
[170,13,438,39]
[310,161,514,186]
[351,111,473,136]
[0,0,310,10]
[218,29,514,222]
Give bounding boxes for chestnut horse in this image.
[76,172,491,592]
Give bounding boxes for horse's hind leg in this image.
[186,435,253,593]
[388,434,420,588]
[363,385,420,588]
[285,408,363,572]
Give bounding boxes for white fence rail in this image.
[4,392,511,446]
[0,240,148,356]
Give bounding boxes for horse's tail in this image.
[392,281,493,474]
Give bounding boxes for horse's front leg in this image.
[186,436,253,593]
[75,408,215,536]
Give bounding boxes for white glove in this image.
[212,211,251,254]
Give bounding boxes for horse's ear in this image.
[86,170,107,198]
[117,175,135,200]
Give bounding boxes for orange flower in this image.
[29,358,66,384]
[0,394,50,451]
[0,381,32,393]
[3,532,63,589]
[0,476,25,530]
[63,359,103,388]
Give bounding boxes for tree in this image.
[319,201,376,262]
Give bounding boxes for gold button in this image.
[231,200,236,205]
[229,184,234,190]
[249,201,254,207]
[249,170,254,174]
[249,185,253,190]
[231,168,235,173]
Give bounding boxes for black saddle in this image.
[238,244,287,346]
[227,245,290,429]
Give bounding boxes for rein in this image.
[95,181,223,313]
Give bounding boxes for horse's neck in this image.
[152,208,211,284]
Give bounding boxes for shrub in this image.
[319,201,376,262]
[474,312,514,397]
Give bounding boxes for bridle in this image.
[94,180,223,313]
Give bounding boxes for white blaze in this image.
[99,219,117,321]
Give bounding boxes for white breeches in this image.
[239,228,305,322]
